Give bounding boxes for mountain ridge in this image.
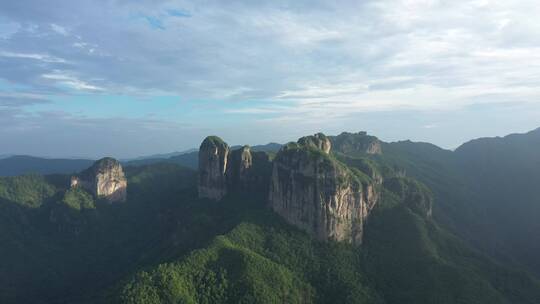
[0,128,540,303]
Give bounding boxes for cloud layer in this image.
[0,0,539,157]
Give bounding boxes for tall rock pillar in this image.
[198,136,230,200]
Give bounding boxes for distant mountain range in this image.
[124,142,282,169]
[0,143,283,176]
[122,148,198,162]
[0,156,95,177]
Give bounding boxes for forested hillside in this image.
[1,130,540,304]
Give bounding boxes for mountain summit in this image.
[71,157,127,202]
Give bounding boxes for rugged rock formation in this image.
[226,145,274,193]
[198,137,273,200]
[198,136,230,200]
[227,145,253,189]
[269,134,379,244]
[330,131,382,155]
[297,133,331,154]
[196,132,431,245]
[71,157,127,202]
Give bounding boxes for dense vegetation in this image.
[0,164,203,303]
[1,129,540,303]
[120,188,540,304]
[378,128,540,278]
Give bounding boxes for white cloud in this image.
[0,0,540,152]
[0,51,66,63]
[1,0,539,112]
[42,72,103,91]
[50,23,68,35]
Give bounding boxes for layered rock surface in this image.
[269,134,379,244]
[71,157,127,202]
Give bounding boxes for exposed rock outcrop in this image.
[71,157,127,202]
[198,136,230,200]
[330,131,382,155]
[269,134,379,244]
[298,133,331,154]
[198,137,273,200]
[227,145,253,189]
[196,132,432,246]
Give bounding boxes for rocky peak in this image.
[198,136,230,200]
[71,157,127,202]
[198,136,273,200]
[269,133,379,245]
[227,145,253,189]
[330,131,382,155]
[297,133,332,154]
[196,132,435,245]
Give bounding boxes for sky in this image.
[0,0,539,159]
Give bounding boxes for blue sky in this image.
[0,0,539,158]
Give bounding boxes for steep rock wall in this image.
[198,136,230,200]
[269,135,379,244]
[71,157,127,202]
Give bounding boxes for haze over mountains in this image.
[1,127,540,303]
[0,143,283,176]
[0,156,95,177]
[2,129,536,177]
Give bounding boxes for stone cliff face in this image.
[268,134,380,245]
[71,157,127,202]
[198,136,230,200]
[227,145,253,190]
[197,132,432,245]
[198,137,272,200]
